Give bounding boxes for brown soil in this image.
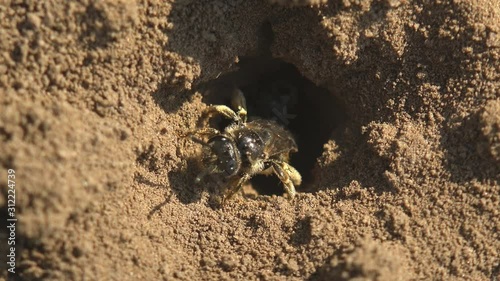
[1,0,499,280]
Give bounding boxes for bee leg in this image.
[180,128,221,150]
[231,88,248,123]
[185,127,220,139]
[269,161,302,200]
[199,105,241,127]
[222,173,251,205]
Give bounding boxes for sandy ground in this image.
[0,0,499,280]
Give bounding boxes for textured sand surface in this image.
[0,0,499,280]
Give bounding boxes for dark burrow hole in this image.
[199,57,345,196]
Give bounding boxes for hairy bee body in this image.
[188,90,301,204]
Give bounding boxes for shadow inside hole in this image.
[198,57,345,196]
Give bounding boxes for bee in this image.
[188,89,302,204]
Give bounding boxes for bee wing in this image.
[246,120,297,157]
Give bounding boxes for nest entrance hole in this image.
[199,57,344,196]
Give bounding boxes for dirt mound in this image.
[1,0,498,280]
